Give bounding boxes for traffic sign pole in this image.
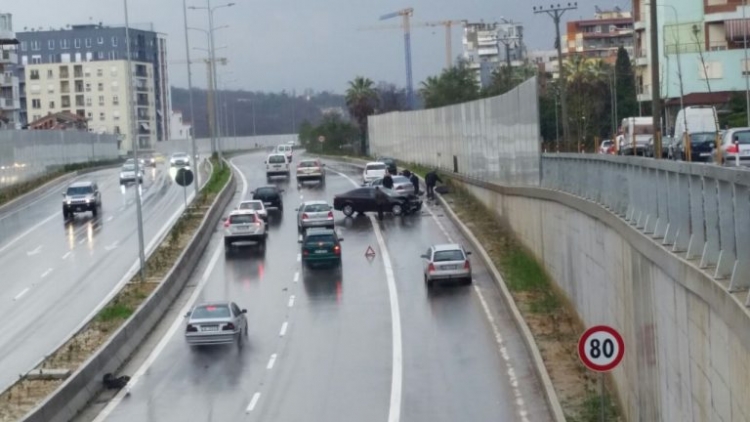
[578,325,625,422]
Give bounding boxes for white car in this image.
[237,200,268,221]
[170,152,191,167]
[420,243,473,288]
[275,144,293,162]
[119,163,143,185]
[224,209,267,250]
[265,153,291,179]
[362,162,387,184]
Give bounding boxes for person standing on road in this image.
[425,169,443,200]
[408,171,420,195]
[382,171,394,190]
[375,186,389,220]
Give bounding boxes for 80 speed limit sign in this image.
[578,325,625,372]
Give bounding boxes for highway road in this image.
[0,158,207,393]
[89,151,553,422]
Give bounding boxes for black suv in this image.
[252,186,284,211]
[63,181,102,219]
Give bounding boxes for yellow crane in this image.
[358,19,467,69]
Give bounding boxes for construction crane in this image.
[379,7,415,109]
[359,19,467,69]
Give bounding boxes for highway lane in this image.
[0,159,207,393]
[91,151,552,422]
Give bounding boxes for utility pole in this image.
[182,0,200,188]
[649,0,663,158]
[744,0,749,126]
[534,2,577,147]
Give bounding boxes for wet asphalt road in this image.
[93,151,554,422]
[0,159,206,393]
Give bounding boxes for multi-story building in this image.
[15,23,169,145]
[528,49,559,76]
[565,7,634,64]
[170,110,191,140]
[462,21,526,87]
[0,13,21,129]
[634,0,750,123]
[24,60,157,152]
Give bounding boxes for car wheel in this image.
[342,204,354,217]
[463,276,473,285]
[63,210,69,220]
[92,206,98,217]
[391,203,404,216]
[224,239,232,249]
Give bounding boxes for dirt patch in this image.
[438,182,621,422]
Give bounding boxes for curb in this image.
[315,153,566,421]
[19,161,236,422]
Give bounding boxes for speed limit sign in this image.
[578,325,624,372]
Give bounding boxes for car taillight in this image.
[303,249,309,256]
[223,323,236,331]
[186,324,197,332]
[224,220,231,228]
[464,260,471,270]
[727,144,739,153]
[327,211,333,219]
[334,245,341,255]
[302,213,309,220]
[428,263,436,272]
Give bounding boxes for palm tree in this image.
[345,76,378,156]
[563,56,611,150]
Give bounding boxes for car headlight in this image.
[66,199,71,205]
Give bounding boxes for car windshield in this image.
[66,186,93,195]
[173,154,188,159]
[378,158,394,164]
[239,202,263,211]
[691,133,716,144]
[298,161,318,167]
[392,176,409,184]
[433,250,465,262]
[633,125,653,135]
[122,164,135,171]
[269,155,286,163]
[256,187,277,195]
[366,164,386,171]
[304,203,331,212]
[230,214,257,224]
[305,234,335,245]
[191,304,231,319]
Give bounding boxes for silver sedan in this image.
[368,175,415,195]
[184,301,248,348]
[421,243,473,288]
[296,200,335,232]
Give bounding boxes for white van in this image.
[266,153,290,179]
[674,106,718,137]
[275,144,293,162]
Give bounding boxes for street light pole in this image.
[124,0,146,282]
[744,0,749,126]
[649,0,663,159]
[182,0,200,189]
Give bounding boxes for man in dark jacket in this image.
[382,171,394,190]
[425,169,442,200]
[375,187,389,220]
[409,172,420,195]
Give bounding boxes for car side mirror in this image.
[250,190,255,195]
[420,254,428,259]
[263,161,267,164]
[466,251,472,255]
[297,239,303,243]
[339,237,344,241]
[294,208,299,211]
[184,311,191,318]
[280,189,285,193]
[62,192,66,196]
[241,309,247,314]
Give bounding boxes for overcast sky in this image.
[4,0,626,94]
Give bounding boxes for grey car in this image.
[421,243,473,288]
[368,175,415,195]
[296,200,335,232]
[184,301,248,348]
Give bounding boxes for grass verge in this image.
[0,157,230,422]
[0,159,123,208]
[405,164,622,422]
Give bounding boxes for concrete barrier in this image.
[20,162,236,422]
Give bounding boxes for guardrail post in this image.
[686,174,706,260]
[669,170,691,252]
[716,180,737,281]
[700,179,721,269]
[653,168,670,239]
[730,185,750,294]
[642,167,658,233]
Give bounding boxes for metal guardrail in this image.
[542,154,750,303]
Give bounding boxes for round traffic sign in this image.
[578,325,624,372]
[318,135,325,143]
[175,168,194,187]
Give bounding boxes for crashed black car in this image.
[333,186,421,217]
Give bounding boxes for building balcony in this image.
[0,74,17,87]
[635,51,649,67]
[0,50,17,64]
[637,84,651,102]
[0,97,20,110]
[633,20,646,31]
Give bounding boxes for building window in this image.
[46,69,53,79]
[87,111,93,119]
[97,68,103,77]
[29,70,40,80]
[97,37,104,45]
[110,66,118,76]
[20,41,27,51]
[111,81,119,91]
[85,38,92,48]
[48,54,56,62]
[60,39,70,49]
[74,39,81,49]
[113,95,119,105]
[108,51,117,60]
[49,101,55,109]
[31,55,42,64]
[86,97,92,106]
[31,40,41,51]
[85,82,91,92]
[113,111,120,121]
[98,95,105,106]
[97,51,104,60]
[112,36,118,47]
[47,84,54,93]
[48,40,55,50]
[100,112,105,121]
[31,99,41,109]
[98,82,104,92]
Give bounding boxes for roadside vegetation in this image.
[0,157,230,422]
[0,159,123,208]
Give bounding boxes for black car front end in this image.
[390,192,422,214]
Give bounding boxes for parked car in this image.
[184,301,248,348]
[644,136,671,159]
[265,153,291,179]
[420,243,473,288]
[598,140,615,154]
[296,159,325,182]
[119,162,144,185]
[237,200,268,221]
[296,200,334,232]
[333,186,422,217]
[671,132,717,162]
[362,162,388,184]
[224,209,267,249]
[366,175,414,195]
[62,181,102,219]
[376,156,398,175]
[713,127,750,165]
[252,185,284,211]
[298,227,343,268]
[170,152,191,167]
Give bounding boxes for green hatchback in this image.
[299,228,343,268]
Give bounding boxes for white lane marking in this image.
[0,213,57,255]
[296,253,301,262]
[104,241,119,251]
[279,321,288,337]
[266,353,277,370]
[293,271,299,283]
[62,251,73,260]
[13,288,29,301]
[26,245,42,256]
[91,245,225,422]
[230,158,249,198]
[106,215,114,222]
[288,295,295,308]
[40,268,53,279]
[78,238,86,245]
[332,168,403,422]
[246,392,261,413]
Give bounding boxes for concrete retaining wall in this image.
[448,174,750,422]
[20,163,236,422]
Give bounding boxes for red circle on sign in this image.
[578,325,625,372]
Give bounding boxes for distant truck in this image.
[616,117,654,156]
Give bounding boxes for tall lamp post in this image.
[182,0,200,188]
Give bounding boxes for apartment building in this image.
[24,60,157,153]
[565,7,634,64]
[462,21,526,87]
[0,13,20,129]
[633,0,750,118]
[16,24,170,141]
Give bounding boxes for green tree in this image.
[419,60,479,109]
[564,56,612,150]
[345,76,378,156]
[614,46,638,122]
[720,92,748,128]
[375,82,407,113]
[483,64,537,97]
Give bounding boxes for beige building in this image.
[24,60,156,153]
